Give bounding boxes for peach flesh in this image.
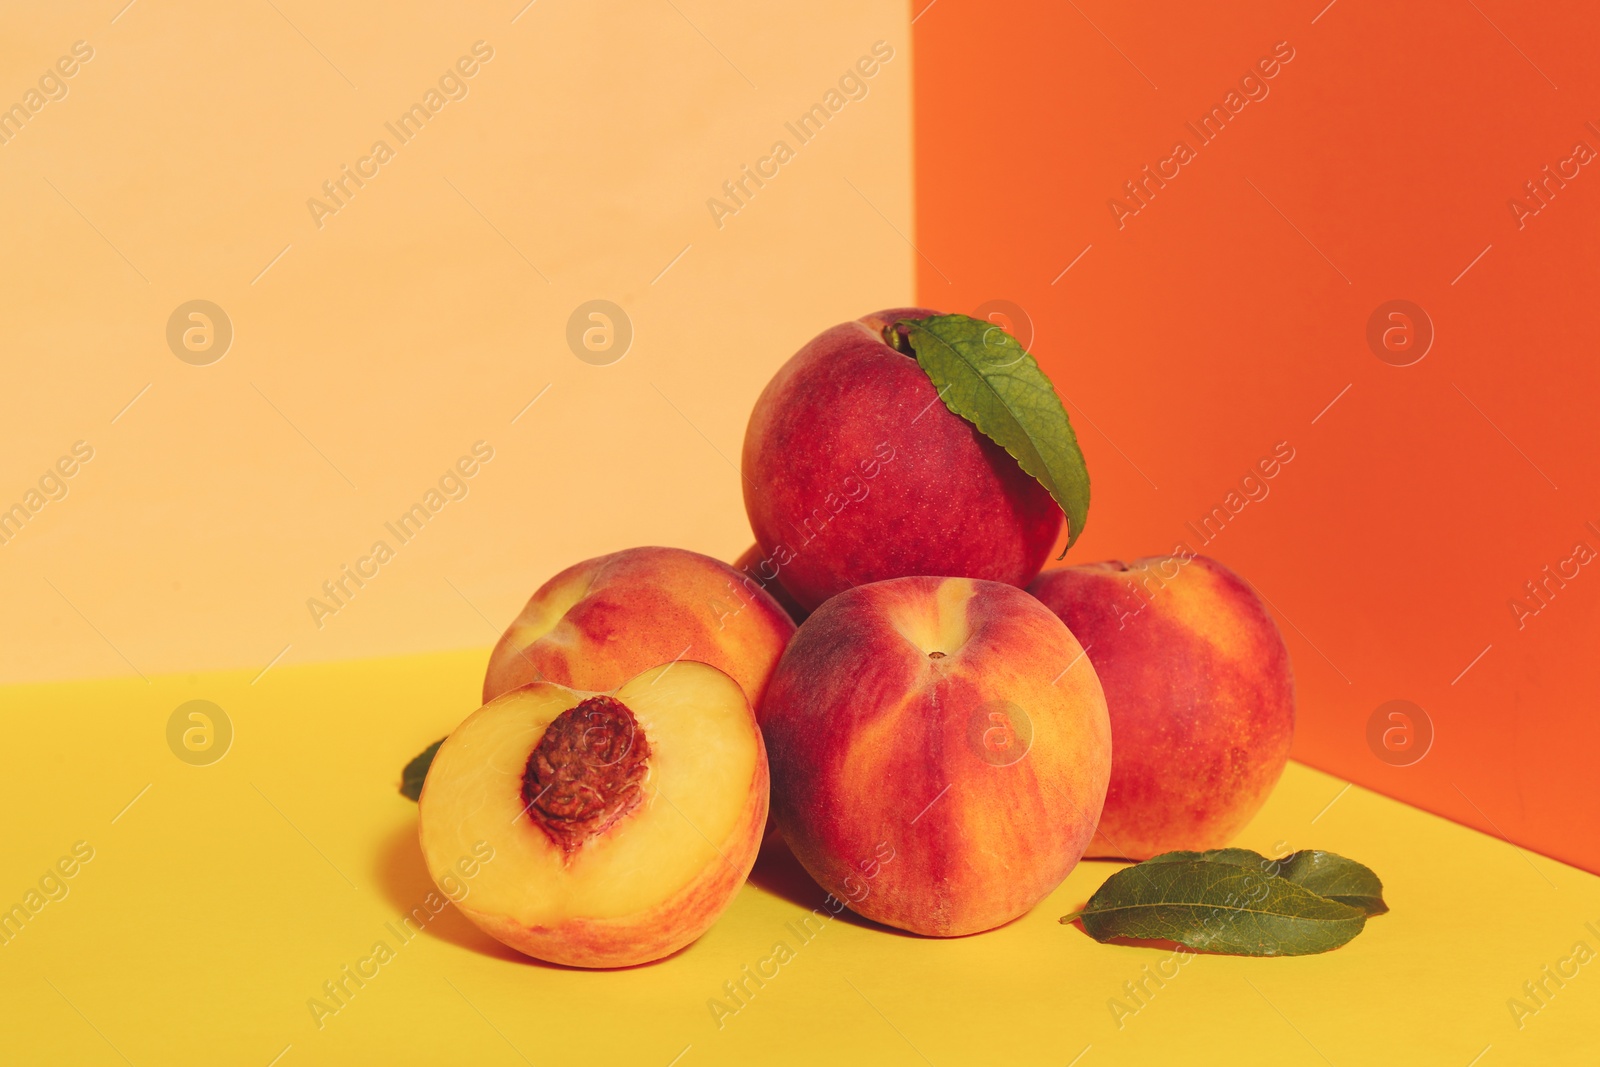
[419,663,767,968]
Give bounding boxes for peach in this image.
[483,546,795,708]
[732,542,807,624]
[760,576,1111,936]
[418,662,768,967]
[1029,555,1295,861]
[741,308,1064,613]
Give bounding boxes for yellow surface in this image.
[3,648,1598,1066]
[0,0,913,684]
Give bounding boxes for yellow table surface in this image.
[3,649,1597,1066]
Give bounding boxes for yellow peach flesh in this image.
[418,662,764,959]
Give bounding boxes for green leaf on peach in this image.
[896,313,1090,554]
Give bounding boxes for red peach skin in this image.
[761,576,1111,936]
[1030,555,1295,860]
[742,308,1064,612]
[484,546,795,709]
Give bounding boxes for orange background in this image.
[913,0,1600,872]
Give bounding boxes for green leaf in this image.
[1142,848,1266,868]
[399,738,446,802]
[897,313,1090,553]
[1142,847,1388,915]
[1274,850,1389,916]
[1062,848,1377,956]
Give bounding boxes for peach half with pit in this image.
[483,546,795,709]
[418,662,768,968]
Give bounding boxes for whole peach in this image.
[741,308,1064,612]
[1029,555,1295,860]
[732,542,808,624]
[484,546,795,708]
[761,576,1111,936]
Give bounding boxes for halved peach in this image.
[418,662,767,968]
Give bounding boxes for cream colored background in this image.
[0,0,913,683]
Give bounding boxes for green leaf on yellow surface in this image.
[400,737,445,802]
[1273,849,1389,916]
[1062,848,1386,956]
